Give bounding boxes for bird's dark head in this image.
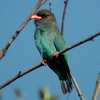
[31,9,57,27]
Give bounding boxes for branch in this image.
[0,0,47,60]
[0,32,100,90]
[61,2,85,99]
[70,71,85,100]
[0,63,43,89]
[92,73,100,100]
[59,32,100,55]
[61,0,69,35]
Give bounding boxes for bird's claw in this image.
[54,51,59,57]
[41,60,47,65]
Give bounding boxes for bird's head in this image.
[31,9,57,27]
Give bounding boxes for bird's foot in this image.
[54,51,59,57]
[41,60,47,65]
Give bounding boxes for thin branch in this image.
[70,71,85,100]
[92,73,100,100]
[61,0,69,35]
[59,32,100,55]
[0,63,43,89]
[0,0,47,60]
[0,32,100,90]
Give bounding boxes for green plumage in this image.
[33,9,72,94]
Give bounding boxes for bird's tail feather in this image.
[60,79,72,94]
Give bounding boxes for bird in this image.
[31,9,72,94]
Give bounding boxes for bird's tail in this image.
[60,79,72,94]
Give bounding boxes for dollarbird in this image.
[31,9,72,94]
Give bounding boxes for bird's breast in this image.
[34,28,57,59]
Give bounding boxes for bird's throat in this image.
[35,20,42,27]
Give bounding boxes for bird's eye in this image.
[42,14,48,18]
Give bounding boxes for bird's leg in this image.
[41,59,47,65]
[54,51,59,57]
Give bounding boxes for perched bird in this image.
[31,9,72,94]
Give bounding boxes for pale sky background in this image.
[0,0,100,100]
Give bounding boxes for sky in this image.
[0,0,100,100]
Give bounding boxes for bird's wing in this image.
[53,32,67,51]
[53,31,70,66]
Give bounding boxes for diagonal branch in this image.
[0,63,43,89]
[59,32,100,55]
[0,32,100,90]
[70,71,85,100]
[92,73,100,100]
[0,0,47,60]
[61,0,69,35]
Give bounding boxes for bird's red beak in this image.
[31,15,42,20]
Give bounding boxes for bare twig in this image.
[70,71,85,100]
[92,73,100,100]
[0,0,47,60]
[0,63,43,89]
[48,0,52,11]
[61,1,85,99]
[0,32,100,90]
[59,32,100,55]
[61,0,69,35]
